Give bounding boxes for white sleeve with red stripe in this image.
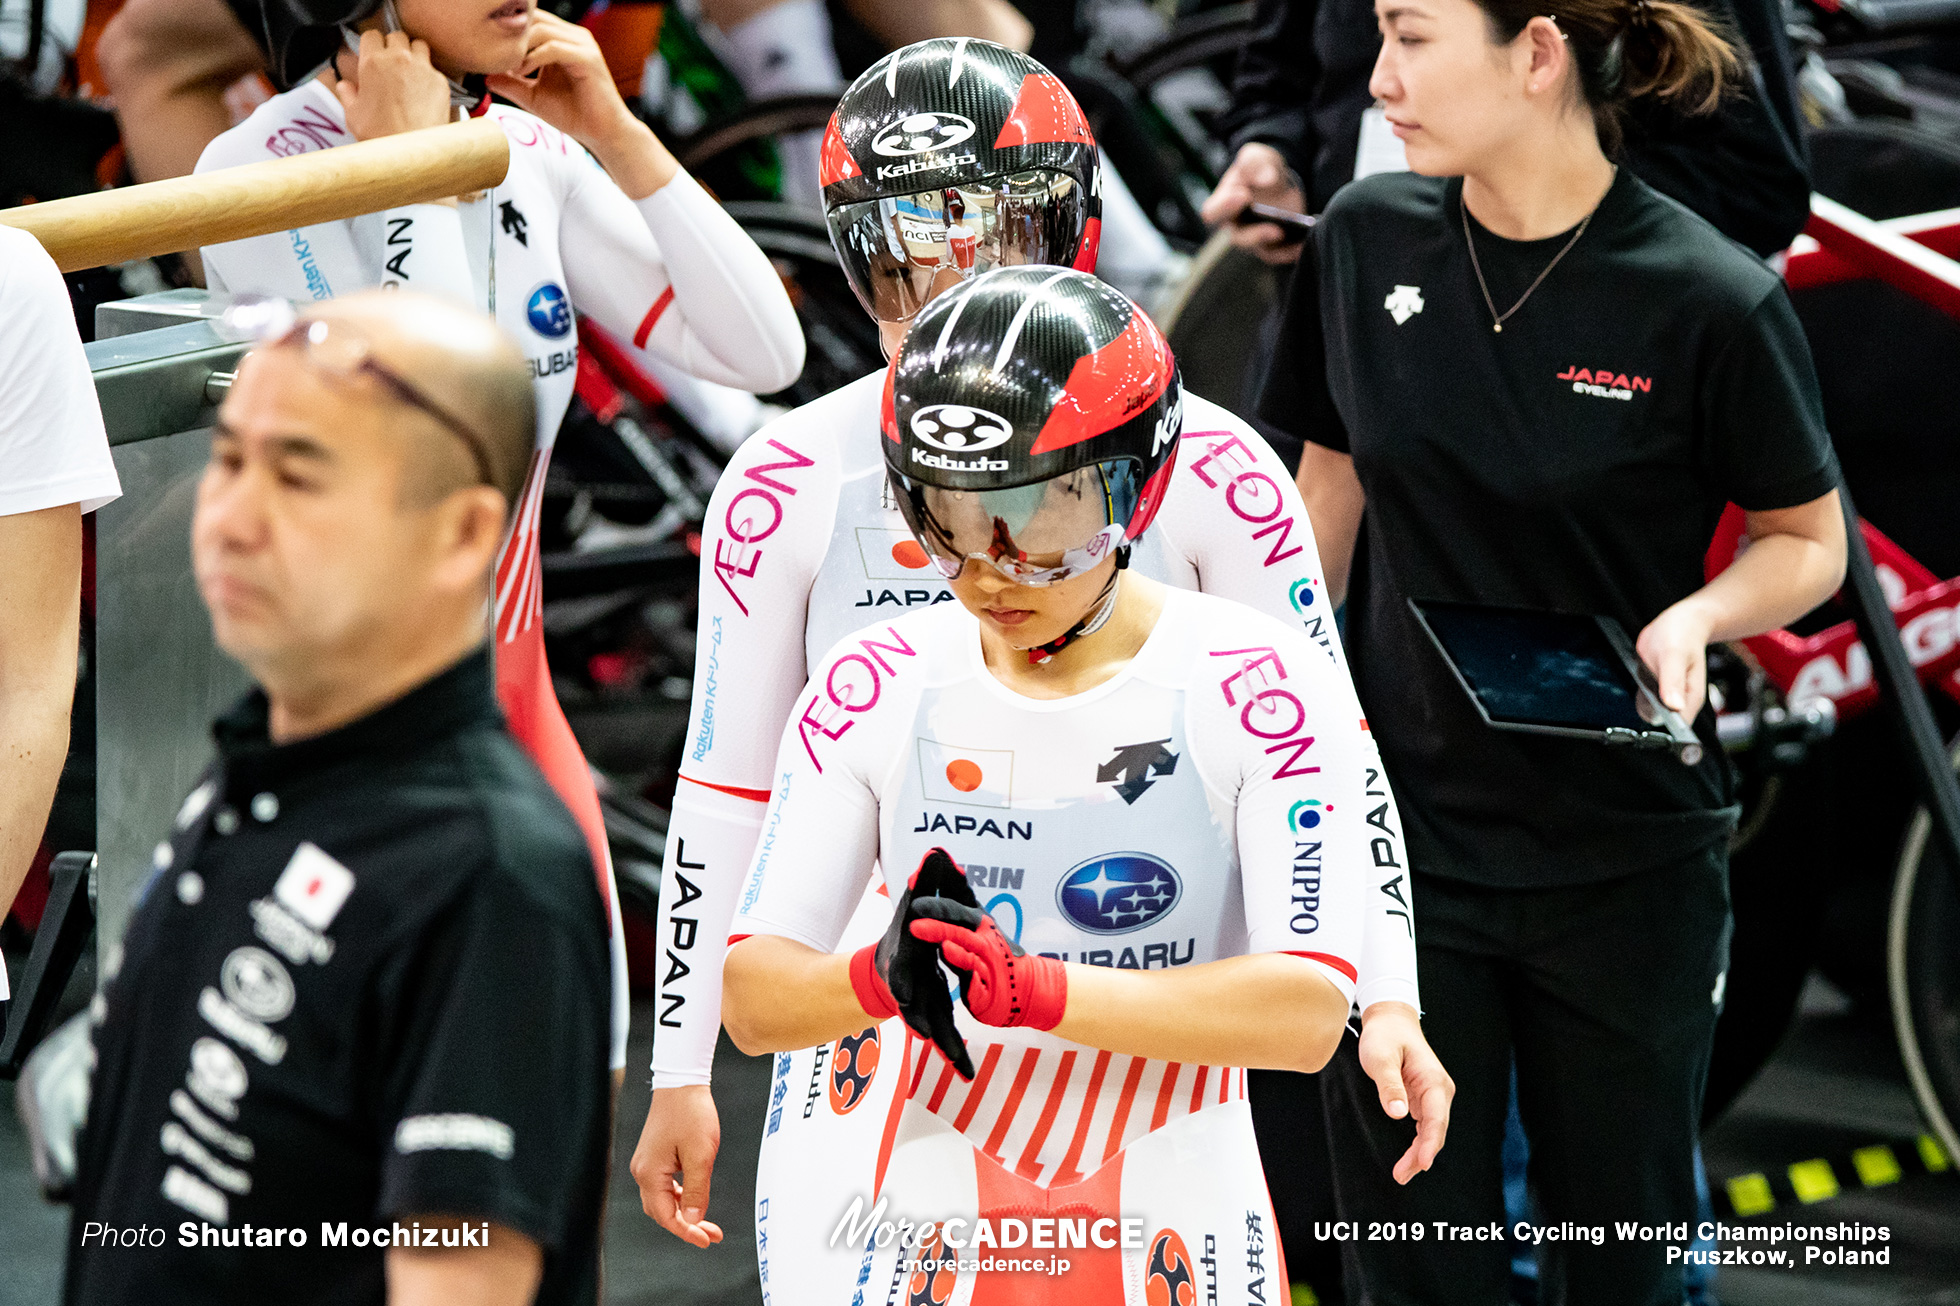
[559,168,804,395]
[648,421,839,1085]
[1191,616,1367,1008]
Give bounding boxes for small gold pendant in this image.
[1493,322,1503,333]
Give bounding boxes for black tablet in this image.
[1407,599,1704,765]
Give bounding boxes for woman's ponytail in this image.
[1619,0,1741,115]
[1472,0,1744,149]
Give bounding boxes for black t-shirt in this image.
[1259,169,1839,888]
[66,650,610,1305]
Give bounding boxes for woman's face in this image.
[949,553,1119,653]
[1369,0,1562,176]
[394,0,534,76]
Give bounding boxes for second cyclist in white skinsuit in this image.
[630,37,1448,1287]
[724,269,1369,1304]
[195,1,806,1076]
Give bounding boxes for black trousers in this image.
[1321,850,1731,1306]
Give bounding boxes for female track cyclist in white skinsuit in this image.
[194,0,806,1076]
[630,39,1449,1290]
[724,268,1371,1304]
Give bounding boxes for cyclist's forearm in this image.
[1053,953,1349,1074]
[583,114,681,201]
[722,935,871,1055]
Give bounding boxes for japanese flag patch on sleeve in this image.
[272,843,356,931]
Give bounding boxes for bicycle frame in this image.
[1703,197,1960,725]
[1712,193,1960,896]
[1705,508,1960,719]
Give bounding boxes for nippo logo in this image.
[827,1027,881,1114]
[1146,1229,1197,1306]
[872,111,977,157]
[1056,853,1181,935]
[910,404,1013,453]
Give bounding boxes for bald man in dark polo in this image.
[66,291,610,1306]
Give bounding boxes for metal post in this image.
[1837,487,1960,872]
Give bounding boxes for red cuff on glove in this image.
[910,915,1068,1031]
[849,943,899,1019]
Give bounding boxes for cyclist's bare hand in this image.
[1636,600,1715,721]
[486,10,619,139]
[324,29,452,140]
[629,1085,725,1248]
[1199,142,1307,266]
[1357,1001,1453,1185]
[487,10,678,197]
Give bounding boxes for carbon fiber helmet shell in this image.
[819,39,1101,269]
[262,0,385,90]
[882,267,1182,543]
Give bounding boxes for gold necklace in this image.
[1460,187,1601,334]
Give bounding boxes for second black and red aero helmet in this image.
[881,267,1182,587]
[821,39,1103,326]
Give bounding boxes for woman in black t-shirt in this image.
[1260,0,1847,1302]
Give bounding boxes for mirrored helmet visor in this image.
[892,460,1143,586]
[827,169,1090,324]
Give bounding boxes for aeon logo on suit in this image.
[910,404,1013,453]
[872,111,977,157]
[1056,853,1181,934]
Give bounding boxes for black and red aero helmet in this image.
[821,40,1103,325]
[881,267,1182,585]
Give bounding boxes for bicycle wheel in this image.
[723,200,884,405]
[1887,732,1960,1165]
[676,93,842,174]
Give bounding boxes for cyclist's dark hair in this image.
[1472,0,1741,150]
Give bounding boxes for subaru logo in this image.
[872,111,977,158]
[1056,854,1180,935]
[910,404,1013,453]
[526,282,571,339]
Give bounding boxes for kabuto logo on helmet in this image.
[820,39,1103,286]
[872,112,978,157]
[910,405,1013,453]
[883,267,1183,556]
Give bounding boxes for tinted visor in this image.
[891,460,1142,586]
[827,170,1090,324]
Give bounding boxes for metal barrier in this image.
[86,293,251,962]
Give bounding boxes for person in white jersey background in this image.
[721,267,1371,1302]
[193,0,806,1075]
[629,36,1451,1285]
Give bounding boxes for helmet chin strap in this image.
[345,0,488,110]
[1020,547,1129,666]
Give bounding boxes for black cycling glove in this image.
[848,847,978,1079]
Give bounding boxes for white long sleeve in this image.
[560,169,805,394]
